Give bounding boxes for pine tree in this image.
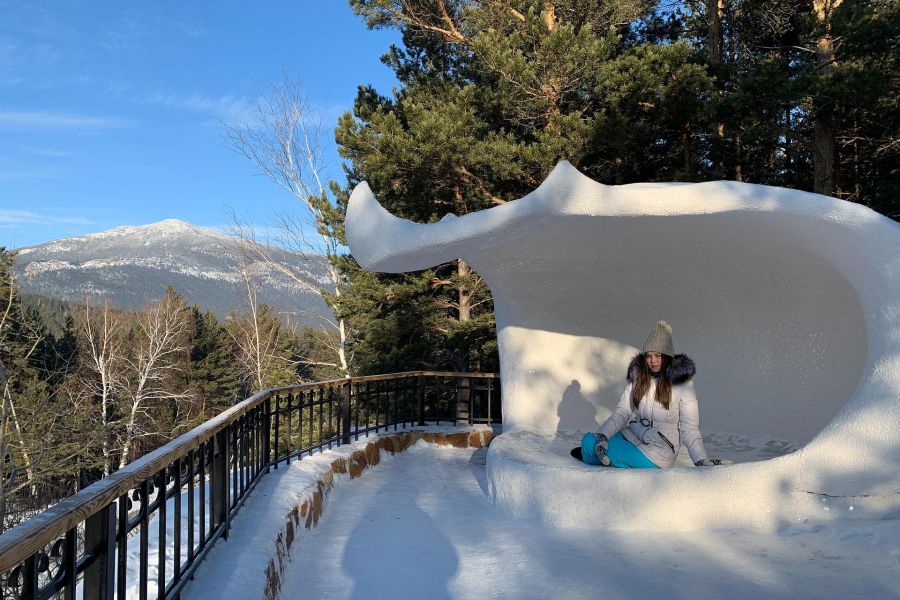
[1,249,89,527]
[187,307,243,418]
[335,1,713,372]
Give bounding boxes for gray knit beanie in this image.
[642,320,675,356]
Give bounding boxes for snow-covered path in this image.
[281,443,900,600]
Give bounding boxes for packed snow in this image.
[192,441,900,599]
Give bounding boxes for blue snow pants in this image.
[581,432,659,469]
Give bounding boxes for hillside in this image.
[11,220,332,323]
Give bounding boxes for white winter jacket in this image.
[597,354,709,468]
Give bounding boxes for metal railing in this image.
[0,371,500,600]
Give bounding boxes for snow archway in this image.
[345,161,900,530]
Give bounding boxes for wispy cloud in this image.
[137,91,255,122]
[0,109,133,131]
[23,147,70,158]
[0,209,94,227]
[0,170,62,180]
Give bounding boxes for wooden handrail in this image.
[0,371,498,572]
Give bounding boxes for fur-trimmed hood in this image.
[626,353,696,385]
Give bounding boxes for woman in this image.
[572,321,731,468]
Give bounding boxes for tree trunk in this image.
[812,0,842,196]
[707,0,724,62]
[458,259,472,324]
[543,1,556,32]
[100,368,111,476]
[326,263,351,377]
[455,257,475,418]
[682,123,692,180]
[813,101,836,195]
[785,106,793,186]
[708,0,726,178]
[2,378,37,496]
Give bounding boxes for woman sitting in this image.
[573,321,731,468]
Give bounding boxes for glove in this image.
[694,458,733,466]
[595,433,611,467]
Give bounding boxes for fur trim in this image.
[627,353,696,384]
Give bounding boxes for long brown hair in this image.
[631,353,673,410]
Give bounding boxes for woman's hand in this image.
[694,458,733,466]
[595,433,611,466]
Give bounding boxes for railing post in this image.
[211,428,230,540]
[21,554,37,600]
[455,376,472,425]
[417,375,426,426]
[83,503,116,600]
[264,394,272,473]
[341,379,352,445]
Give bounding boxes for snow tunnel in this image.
[345,161,900,531]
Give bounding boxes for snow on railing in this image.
[0,371,500,600]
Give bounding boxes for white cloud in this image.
[0,209,94,226]
[138,91,256,122]
[0,170,62,180]
[23,147,70,158]
[0,109,132,130]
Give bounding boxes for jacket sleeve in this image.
[597,384,635,440]
[678,380,709,464]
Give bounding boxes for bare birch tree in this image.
[73,297,124,476]
[117,289,193,469]
[223,76,351,377]
[226,269,299,391]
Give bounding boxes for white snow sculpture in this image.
[345,161,900,531]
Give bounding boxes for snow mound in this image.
[345,161,900,529]
[487,429,897,531]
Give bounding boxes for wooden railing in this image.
[0,371,500,600]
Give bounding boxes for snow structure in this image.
[345,161,900,531]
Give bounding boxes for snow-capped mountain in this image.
[12,219,332,323]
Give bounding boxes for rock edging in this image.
[262,427,494,600]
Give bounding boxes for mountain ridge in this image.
[11,219,332,323]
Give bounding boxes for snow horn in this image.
[345,161,900,531]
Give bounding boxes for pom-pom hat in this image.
[642,320,675,357]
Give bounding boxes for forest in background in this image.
[327,0,898,380]
[0,249,341,531]
[1,0,897,529]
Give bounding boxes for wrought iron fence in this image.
[0,372,499,600]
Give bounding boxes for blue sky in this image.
[0,1,400,249]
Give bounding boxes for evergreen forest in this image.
[328,0,898,375]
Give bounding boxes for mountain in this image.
[11,220,332,324]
